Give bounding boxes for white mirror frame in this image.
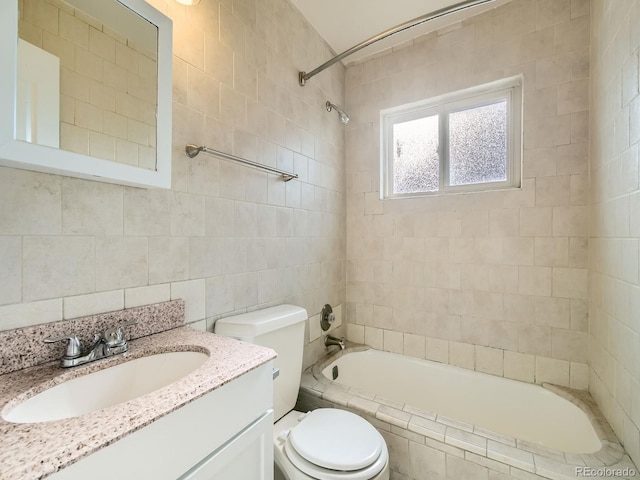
[0,0,172,189]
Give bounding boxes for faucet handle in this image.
[44,335,81,359]
[103,319,138,347]
[121,319,138,328]
[321,304,336,331]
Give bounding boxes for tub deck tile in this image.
[374,395,405,410]
[300,372,318,390]
[580,453,606,467]
[403,403,437,421]
[321,386,351,406]
[377,405,412,429]
[436,414,475,433]
[296,389,335,412]
[594,447,623,465]
[327,381,349,392]
[347,395,380,416]
[445,426,488,456]
[474,425,517,447]
[601,441,626,460]
[488,440,536,473]
[534,454,579,480]
[408,415,447,442]
[603,440,625,454]
[309,381,327,394]
[517,439,566,463]
[347,386,376,400]
[563,453,586,466]
[590,419,620,443]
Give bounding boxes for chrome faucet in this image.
[44,320,138,368]
[324,334,345,351]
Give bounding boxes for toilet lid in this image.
[288,409,384,471]
[283,437,388,480]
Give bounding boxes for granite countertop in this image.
[0,327,276,480]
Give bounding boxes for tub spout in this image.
[325,334,345,350]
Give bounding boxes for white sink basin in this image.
[3,351,208,424]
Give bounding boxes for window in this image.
[380,76,522,198]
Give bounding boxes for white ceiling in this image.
[290,0,507,65]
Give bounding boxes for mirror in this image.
[0,0,172,188]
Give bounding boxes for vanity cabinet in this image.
[49,362,274,480]
[180,412,273,480]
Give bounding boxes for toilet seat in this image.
[289,409,383,470]
[279,409,388,480]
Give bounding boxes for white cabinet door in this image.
[180,411,274,480]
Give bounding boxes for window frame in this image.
[380,76,523,199]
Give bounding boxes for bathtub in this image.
[297,347,637,480]
[324,349,598,453]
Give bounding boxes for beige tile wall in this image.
[18,0,158,168]
[3,0,639,468]
[1,0,346,369]
[590,0,640,468]
[344,0,591,390]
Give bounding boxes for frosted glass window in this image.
[449,101,507,186]
[381,76,522,198]
[392,115,439,194]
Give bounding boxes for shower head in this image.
[326,101,350,124]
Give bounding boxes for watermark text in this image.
[575,466,637,477]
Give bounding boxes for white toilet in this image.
[215,305,389,480]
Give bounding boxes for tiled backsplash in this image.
[0,299,184,375]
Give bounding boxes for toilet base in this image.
[274,462,287,480]
[273,410,389,480]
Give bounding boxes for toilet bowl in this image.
[215,305,390,480]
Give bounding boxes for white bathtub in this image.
[321,349,600,454]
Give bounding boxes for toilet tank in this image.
[214,305,307,421]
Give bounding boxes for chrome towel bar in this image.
[185,144,298,182]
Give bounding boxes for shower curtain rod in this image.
[185,144,298,182]
[298,0,495,86]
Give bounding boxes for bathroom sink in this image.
[3,351,208,424]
